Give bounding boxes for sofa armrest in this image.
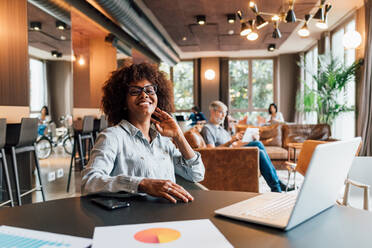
[195,147,260,192]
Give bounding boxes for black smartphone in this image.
[91,198,130,210]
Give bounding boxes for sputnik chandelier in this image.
[237,0,332,41]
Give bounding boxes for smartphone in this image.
[91,198,130,210]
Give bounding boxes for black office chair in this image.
[67,116,95,192]
[95,115,108,140]
[0,119,14,207]
[5,118,45,206]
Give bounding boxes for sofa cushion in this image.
[259,124,282,147]
[265,146,288,160]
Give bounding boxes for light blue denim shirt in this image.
[81,120,205,195]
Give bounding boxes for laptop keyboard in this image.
[241,193,297,219]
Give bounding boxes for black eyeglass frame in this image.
[127,85,158,96]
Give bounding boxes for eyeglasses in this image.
[214,109,227,115]
[127,85,157,96]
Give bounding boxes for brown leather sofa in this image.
[184,129,260,192]
[236,123,334,168]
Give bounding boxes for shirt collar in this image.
[119,119,160,140]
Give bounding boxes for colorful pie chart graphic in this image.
[134,228,181,244]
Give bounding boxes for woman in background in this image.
[267,103,284,124]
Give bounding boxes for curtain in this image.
[358,0,372,155]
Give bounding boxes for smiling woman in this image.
[82,62,205,203]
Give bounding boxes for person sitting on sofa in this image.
[201,100,293,192]
[267,103,284,124]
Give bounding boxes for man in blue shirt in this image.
[188,106,206,126]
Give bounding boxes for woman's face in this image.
[41,108,47,115]
[270,105,276,114]
[126,80,158,118]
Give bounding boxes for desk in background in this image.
[0,190,370,248]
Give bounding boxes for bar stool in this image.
[66,116,94,192]
[6,118,45,206]
[0,119,14,207]
[94,115,108,140]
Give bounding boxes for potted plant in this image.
[296,55,363,126]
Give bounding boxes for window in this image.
[229,59,274,123]
[159,62,171,80]
[172,61,194,111]
[331,19,356,139]
[303,46,318,124]
[29,58,48,113]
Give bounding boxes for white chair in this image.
[341,157,372,211]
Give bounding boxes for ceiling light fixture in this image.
[313,0,326,21]
[60,35,66,40]
[205,69,216,80]
[30,21,42,31]
[272,22,282,39]
[51,50,62,58]
[56,20,67,30]
[285,0,296,23]
[196,15,206,25]
[268,44,276,52]
[227,14,236,24]
[298,14,311,38]
[78,56,85,66]
[236,0,332,47]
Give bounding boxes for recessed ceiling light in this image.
[56,20,67,30]
[228,30,234,35]
[196,15,206,25]
[227,14,236,24]
[182,36,187,41]
[30,21,42,31]
[267,44,276,52]
[60,35,66,40]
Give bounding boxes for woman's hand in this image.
[231,131,244,142]
[138,178,194,203]
[151,108,182,138]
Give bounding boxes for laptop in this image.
[215,137,361,231]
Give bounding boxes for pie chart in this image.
[134,228,181,244]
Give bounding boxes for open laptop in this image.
[215,137,361,231]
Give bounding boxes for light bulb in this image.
[247,31,258,41]
[272,15,280,21]
[205,69,215,80]
[343,30,362,49]
[298,26,310,37]
[240,28,252,36]
[316,21,328,30]
[78,56,85,65]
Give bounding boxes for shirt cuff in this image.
[183,152,200,166]
[118,175,144,194]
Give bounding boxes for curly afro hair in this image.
[102,62,174,125]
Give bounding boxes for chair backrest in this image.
[99,115,108,131]
[17,118,39,147]
[184,128,206,149]
[295,140,327,176]
[0,118,6,149]
[82,116,94,133]
[348,157,372,188]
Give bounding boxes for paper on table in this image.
[242,128,259,143]
[92,219,233,248]
[0,225,92,248]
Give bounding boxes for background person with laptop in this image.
[201,100,294,193]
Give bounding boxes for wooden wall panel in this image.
[89,38,117,108]
[0,0,29,106]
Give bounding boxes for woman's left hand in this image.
[151,108,182,138]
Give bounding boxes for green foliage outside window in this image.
[229,60,249,109]
[173,61,194,110]
[252,60,274,109]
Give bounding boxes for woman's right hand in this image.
[138,178,194,204]
[231,131,244,142]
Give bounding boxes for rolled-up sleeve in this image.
[81,131,144,195]
[169,141,205,183]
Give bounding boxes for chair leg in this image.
[33,144,46,202]
[286,171,292,192]
[66,139,77,192]
[88,135,94,161]
[1,149,14,207]
[78,134,85,168]
[10,147,21,206]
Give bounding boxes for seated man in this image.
[201,100,293,193]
